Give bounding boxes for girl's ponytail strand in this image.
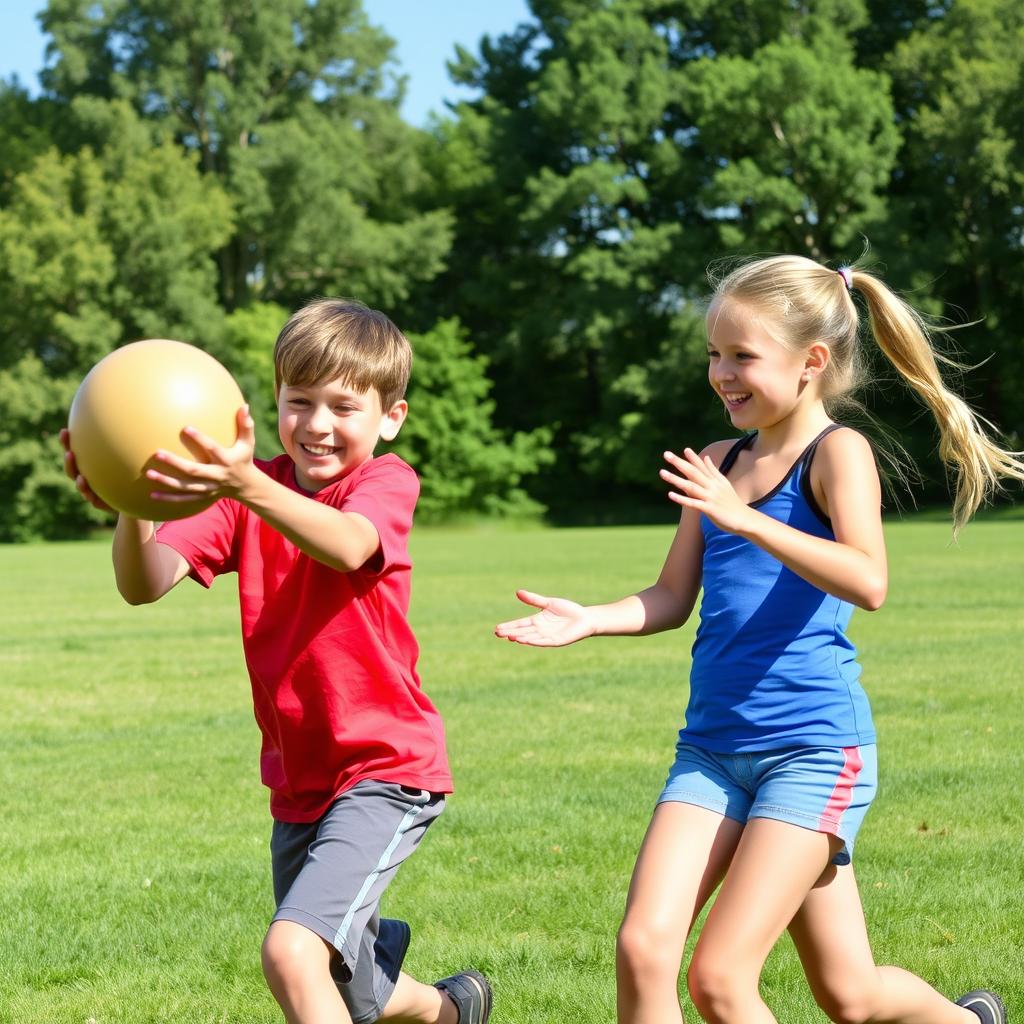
[851,270,1024,532]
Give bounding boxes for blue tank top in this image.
[683,425,876,752]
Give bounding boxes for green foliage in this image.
[389,319,555,519]
[210,301,290,461]
[39,0,454,311]
[0,0,461,537]
[3,0,1024,536]
[883,0,1024,441]
[0,355,104,541]
[418,0,905,516]
[0,100,233,540]
[0,81,60,204]
[684,28,899,254]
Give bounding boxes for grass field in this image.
[1,519,1022,1023]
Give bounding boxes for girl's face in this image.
[705,298,817,430]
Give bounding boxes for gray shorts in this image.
[271,780,446,1024]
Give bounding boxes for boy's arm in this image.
[226,472,381,572]
[113,516,192,605]
[145,408,382,573]
[61,428,190,604]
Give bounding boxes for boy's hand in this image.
[60,427,115,512]
[145,405,260,507]
[660,448,754,535]
[495,589,595,647]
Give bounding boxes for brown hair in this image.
[273,298,411,409]
[711,254,1024,531]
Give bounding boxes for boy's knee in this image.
[261,920,331,988]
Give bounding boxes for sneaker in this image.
[435,969,493,1024]
[957,991,1007,1024]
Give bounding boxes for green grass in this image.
[1,520,1021,1023]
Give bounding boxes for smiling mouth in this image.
[721,392,751,408]
[301,443,339,457]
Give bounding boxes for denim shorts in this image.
[658,741,877,865]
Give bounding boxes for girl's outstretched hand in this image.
[660,448,754,535]
[495,589,595,647]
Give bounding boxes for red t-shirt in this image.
[156,453,452,822]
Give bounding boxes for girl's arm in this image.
[495,503,704,646]
[660,429,887,610]
[144,409,380,573]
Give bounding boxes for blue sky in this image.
[0,0,532,126]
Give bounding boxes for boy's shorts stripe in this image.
[333,801,425,953]
[818,745,863,833]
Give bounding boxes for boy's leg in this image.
[616,801,743,1024]
[262,920,353,1024]
[788,863,980,1024]
[266,782,447,1024]
[378,970,493,1024]
[262,921,468,1024]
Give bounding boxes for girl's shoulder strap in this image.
[718,432,757,477]
[797,423,852,527]
[797,423,847,474]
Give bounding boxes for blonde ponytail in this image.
[850,268,1024,531]
[713,254,1024,532]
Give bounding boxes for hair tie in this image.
[837,266,853,292]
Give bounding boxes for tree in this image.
[0,80,60,205]
[0,100,233,540]
[207,301,289,462]
[39,0,453,312]
[419,0,901,513]
[388,319,554,520]
[884,0,1024,446]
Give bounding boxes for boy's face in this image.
[276,378,407,492]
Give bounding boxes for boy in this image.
[61,300,492,1024]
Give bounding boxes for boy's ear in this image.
[378,399,408,442]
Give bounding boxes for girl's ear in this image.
[803,342,831,380]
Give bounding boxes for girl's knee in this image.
[686,950,756,1022]
[812,981,879,1024]
[616,918,684,982]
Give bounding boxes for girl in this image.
[495,256,1021,1024]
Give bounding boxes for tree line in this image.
[2,0,1021,540]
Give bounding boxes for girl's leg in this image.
[616,802,744,1024]
[787,862,977,1024]
[686,817,841,1024]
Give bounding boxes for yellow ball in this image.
[68,339,245,521]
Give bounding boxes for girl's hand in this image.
[145,406,259,506]
[660,448,754,535]
[60,427,114,512]
[495,589,596,647]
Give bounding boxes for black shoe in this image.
[435,969,493,1024]
[957,991,1007,1024]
